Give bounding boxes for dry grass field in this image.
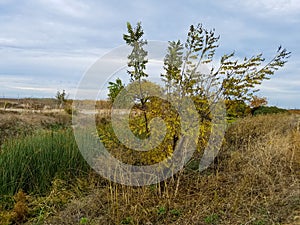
[0,101,299,225]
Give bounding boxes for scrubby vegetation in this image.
[0,111,299,224]
[252,106,288,115]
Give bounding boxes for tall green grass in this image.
[0,129,91,195]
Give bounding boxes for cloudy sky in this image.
[0,0,299,108]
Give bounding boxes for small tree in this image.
[123,22,150,134]
[104,22,291,166]
[56,90,67,109]
[108,78,125,103]
[162,23,290,116]
[159,23,291,139]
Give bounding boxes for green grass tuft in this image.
[0,129,90,195]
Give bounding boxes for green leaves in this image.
[122,21,291,108]
[123,22,144,45]
[123,22,148,82]
[117,21,291,165]
[221,46,291,101]
[162,23,222,102]
[108,78,125,102]
[185,23,220,65]
[161,40,184,96]
[124,22,150,133]
[159,22,290,120]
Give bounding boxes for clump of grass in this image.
[0,129,91,196]
[204,213,219,224]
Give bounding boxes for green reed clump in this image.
[0,129,91,196]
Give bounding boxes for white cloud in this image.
[11,86,56,92]
[219,0,300,21]
[37,0,90,18]
[0,38,17,45]
[241,0,300,14]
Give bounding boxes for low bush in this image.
[252,105,288,115]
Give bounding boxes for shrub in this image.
[252,106,288,115]
[226,100,251,118]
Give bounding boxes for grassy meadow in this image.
[0,102,299,225]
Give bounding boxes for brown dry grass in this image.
[0,98,59,110]
[37,113,300,225]
[0,111,71,146]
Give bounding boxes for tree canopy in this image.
[105,21,290,165]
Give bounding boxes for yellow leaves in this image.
[0,190,29,225]
[97,96,213,165]
[250,96,268,108]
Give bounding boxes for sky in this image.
[0,0,299,108]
